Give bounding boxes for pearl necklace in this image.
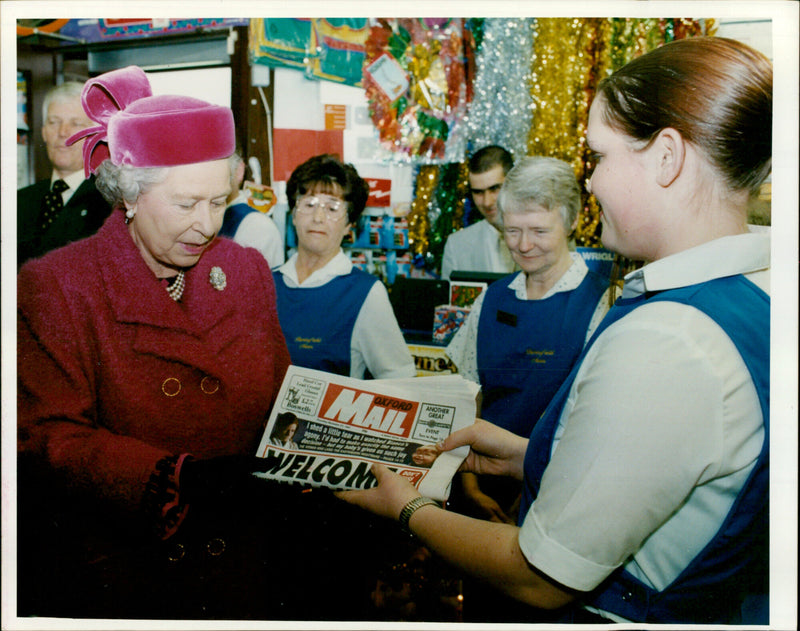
[165,270,185,302]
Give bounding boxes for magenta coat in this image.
[17,211,291,511]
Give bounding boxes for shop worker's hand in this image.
[335,463,419,522]
[438,419,528,481]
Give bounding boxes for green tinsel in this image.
[428,162,468,272]
[467,18,486,52]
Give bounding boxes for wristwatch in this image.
[398,496,439,533]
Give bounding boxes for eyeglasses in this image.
[294,195,348,221]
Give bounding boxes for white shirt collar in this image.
[621,232,770,298]
[229,190,250,207]
[55,170,86,192]
[507,252,589,300]
[277,249,352,288]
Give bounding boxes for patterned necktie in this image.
[39,179,70,231]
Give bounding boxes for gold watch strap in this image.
[398,496,439,533]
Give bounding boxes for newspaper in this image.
[255,365,479,501]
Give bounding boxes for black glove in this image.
[179,454,264,504]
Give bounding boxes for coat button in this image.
[167,542,186,562]
[200,376,220,394]
[207,537,226,556]
[161,377,182,397]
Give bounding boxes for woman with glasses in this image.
[274,154,416,379]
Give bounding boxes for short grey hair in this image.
[42,81,85,120]
[497,156,581,230]
[95,154,240,209]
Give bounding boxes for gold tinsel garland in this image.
[408,165,440,257]
[528,18,606,246]
[452,161,470,233]
[527,19,594,175]
[527,18,705,247]
[410,18,709,264]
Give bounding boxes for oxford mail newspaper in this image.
[255,365,478,501]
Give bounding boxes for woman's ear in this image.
[654,127,686,187]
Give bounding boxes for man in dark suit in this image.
[17,81,112,267]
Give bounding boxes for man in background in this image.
[218,154,285,268]
[440,145,516,280]
[17,81,112,267]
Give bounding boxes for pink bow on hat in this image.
[67,65,235,176]
[67,66,153,177]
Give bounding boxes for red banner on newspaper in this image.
[319,383,417,438]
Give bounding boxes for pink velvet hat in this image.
[67,65,235,176]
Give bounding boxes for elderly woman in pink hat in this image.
[17,66,390,621]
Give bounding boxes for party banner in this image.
[250,18,370,87]
[56,18,248,42]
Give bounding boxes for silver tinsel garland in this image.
[465,18,537,161]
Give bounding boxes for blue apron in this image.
[477,271,607,436]
[274,268,376,376]
[218,202,258,239]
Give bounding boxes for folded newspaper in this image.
[255,365,479,501]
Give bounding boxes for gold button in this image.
[207,537,226,556]
[167,542,186,562]
[200,376,220,394]
[161,377,181,397]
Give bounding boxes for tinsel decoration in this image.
[363,19,469,163]
[605,18,665,70]
[462,19,480,105]
[408,165,440,261]
[526,18,599,247]
[427,161,470,271]
[670,17,706,40]
[465,18,537,162]
[468,18,486,52]
[528,19,596,181]
[406,16,708,265]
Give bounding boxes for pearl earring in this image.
[125,208,136,224]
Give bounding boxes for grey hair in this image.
[496,156,581,230]
[95,154,241,209]
[95,161,169,208]
[42,81,85,120]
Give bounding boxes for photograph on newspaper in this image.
[255,365,478,501]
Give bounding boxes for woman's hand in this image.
[439,419,528,481]
[335,463,420,521]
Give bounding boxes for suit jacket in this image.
[17,175,112,267]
